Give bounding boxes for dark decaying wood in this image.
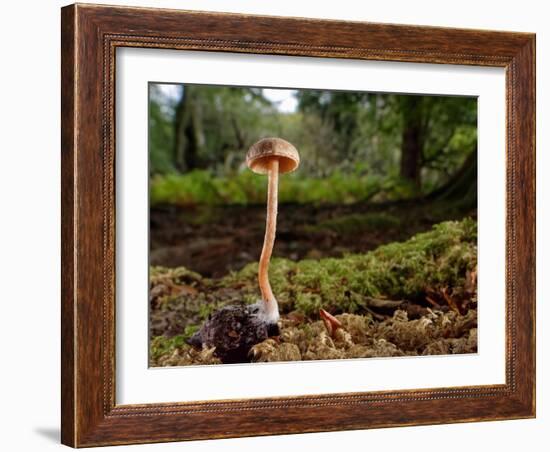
[61,3,535,447]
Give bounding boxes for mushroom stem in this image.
[258,159,279,311]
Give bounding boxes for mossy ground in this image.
[149,199,472,277]
[149,218,477,366]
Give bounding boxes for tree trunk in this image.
[173,86,203,172]
[400,97,424,188]
[427,147,477,210]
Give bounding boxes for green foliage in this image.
[150,169,383,206]
[296,91,477,191]
[419,97,478,191]
[149,84,478,201]
[151,85,279,175]
[149,85,177,175]
[150,171,223,205]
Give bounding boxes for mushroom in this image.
[187,138,299,363]
[246,137,300,324]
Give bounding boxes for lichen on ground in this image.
[149,218,477,366]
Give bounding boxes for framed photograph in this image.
[61,3,535,447]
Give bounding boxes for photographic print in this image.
[148,83,478,366]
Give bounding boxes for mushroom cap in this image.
[246,138,300,175]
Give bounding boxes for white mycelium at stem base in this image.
[258,159,280,323]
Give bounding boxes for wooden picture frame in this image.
[61,3,535,447]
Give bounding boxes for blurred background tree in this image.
[148,83,477,207]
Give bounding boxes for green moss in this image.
[198,302,218,321]
[150,335,187,361]
[295,292,323,317]
[182,324,199,340]
[150,265,204,286]
[222,218,477,313]
[151,218,476,322]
